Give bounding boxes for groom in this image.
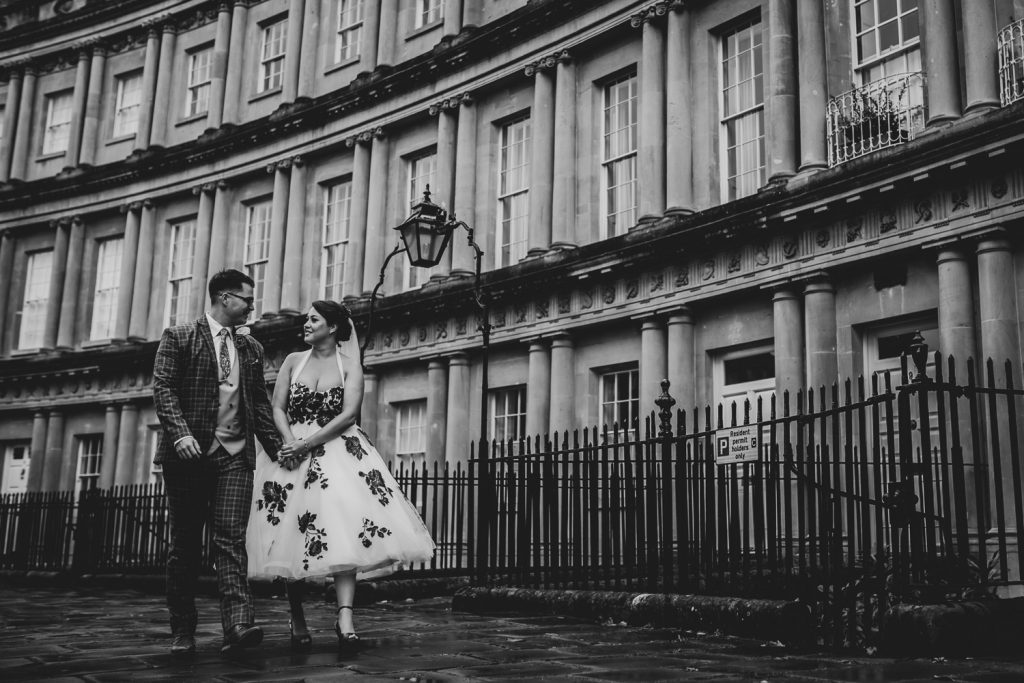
[153,269,282,656]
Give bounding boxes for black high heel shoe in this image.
[334,605,359,645]
[289,620,312,652]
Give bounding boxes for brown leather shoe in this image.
[170,633,196,657]
[220,624,263,654]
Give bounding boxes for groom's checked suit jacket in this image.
[153,317,281,469]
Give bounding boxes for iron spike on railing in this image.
[655,379,676,438]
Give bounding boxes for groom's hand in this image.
[174,436,201,460]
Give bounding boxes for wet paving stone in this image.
[5,584,1024,681]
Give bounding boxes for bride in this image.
[246,300,434,649]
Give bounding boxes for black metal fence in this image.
[471,352,1024,647]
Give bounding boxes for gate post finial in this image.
[907,330,931,384]
[655,379,676,437]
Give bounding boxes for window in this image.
[854,0,921,83]
[42,91,73,155]
[490,386,526,445]
[394,400,426,458]
[244,201,272,318]
[75,435,103,494]
[259,19,288,93]
[863,318,938,385]
[90,238,123,340]
[112,72,142,138]
[713,346,775,423]
[599,367,639,433]
[602,74,638,236]
[496,117,530,267]
[322,180,352,301]
[18,250,53,349]
[186,48,212,117]
[167,219,196,326]
[335,0,364,63]
[1,442,30,494]
[402,151,437,290]
[415,0,442,29]
[720,19,765,201]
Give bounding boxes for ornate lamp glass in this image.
[396,189,453,268]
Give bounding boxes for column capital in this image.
[666,306,694,324]
[457,92,475,107]
[976,234,1012,255]
[554,49,572,65]
[428,96,461,116]
[193,182,216,195]
[444,351,470,366]
[120,201,143,214]
[630,1,669,27]
[344,134,368,148]
[142,198,154,209]
[69,214,83,227]
[669,0,687,12]
[803,277,834,295]
[525,337,550,350]
[291,155,305,168]
[934,246,969,264]
[524,54,557,77]
[771,287,800,303]
[217,1,232,13]
[426,358,448,370]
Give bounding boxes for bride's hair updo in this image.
[311,300,353,341]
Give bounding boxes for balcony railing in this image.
[999,18,1024,106]
[826,72,924,167]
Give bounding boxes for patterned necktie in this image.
[218,328,231,383]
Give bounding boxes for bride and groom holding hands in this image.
[152,268,434,657]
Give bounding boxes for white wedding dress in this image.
[246,350,435,580]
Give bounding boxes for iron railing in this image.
[999,18,1024,106]
[826,72,924,166]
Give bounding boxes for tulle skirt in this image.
[246,423,435,581]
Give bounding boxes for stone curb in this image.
[452,586,815,646]
[880,598,1024,657]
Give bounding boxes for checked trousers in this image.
[163,447,254,635]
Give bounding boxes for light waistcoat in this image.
[208,344,245,456]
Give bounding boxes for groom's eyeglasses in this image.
[223,292,255,306]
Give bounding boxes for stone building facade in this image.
[0,0,1023,494]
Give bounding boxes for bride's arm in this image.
[272,354,297,444]
[296,354,364,451]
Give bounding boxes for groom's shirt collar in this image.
[206,313,231,339]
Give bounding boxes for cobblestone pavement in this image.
[3,585,1024,682]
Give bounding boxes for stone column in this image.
[376,0,398,67]
[133,26,161,151]
[343,134,371,300]
[115,403,139,486]
[666,4,693,213]
[921,0,961,124]
[936,247,978,371]
[796,0,827,172]
[977,234,1021,381]
[263,161,291,316]
[0,231,13,350]
[42,410,65,492]
[113,204,141,341]
[526,57,555,255]
[766,0,797,182]
[551,52,577,248]
[804,277,838,392]
[98,405,120,489]
[78,45,106,167]
[0,69,22,182]
[206,2,232,131]
[206,181,231,281]
[667,307,695,409]
[362,130,390,294]
[443,0,462,37]
[10,66,36,181]
[62,49,91,171]
[127,201,155,341]
[451,94,477,277]
[282,0,306,102]
[549,334,575,435]
[27,411,48,492]
[149,25,176,148]
[359,0,381,74]
[279,157,306,314]
[42,220,70,349]
[640,317,668,424]
[961,0,999,114]
[445,353,471,464]
[773,288,805,400]
[191,184,215,317]
[361,372,379,443]
[633,5,666,222]
[526,340,551,437]
[432,100,457,277]
[426,359,449,469]
[56,217,85,350]
[222,1,249,126]
[297,0,320,100]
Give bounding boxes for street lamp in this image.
[360,187,492,444]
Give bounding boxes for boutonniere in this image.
[234,326,251,347]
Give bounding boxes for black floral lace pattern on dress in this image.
[256,481,294,525]
[359,469,394,506]
[297,511,328,571]
[358,518,392,548]
[288,382,344,426]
